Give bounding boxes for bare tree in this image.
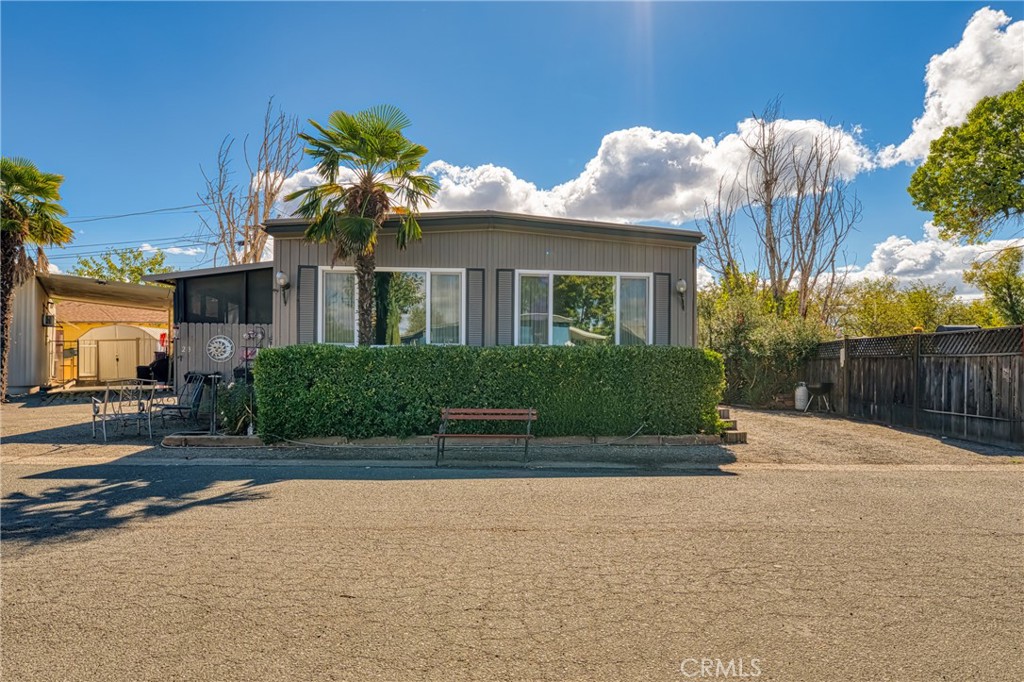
[700,98,861,319]
[698,176,744,281]
[786,130,860,317]
[197,98,301,265]
[743,98,793,305]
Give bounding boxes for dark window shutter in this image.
[653,273,671,345]
[297,265,318,344]
[466,269,485,346]
[496,269,514,346]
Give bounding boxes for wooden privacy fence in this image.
[802,326,1024,449]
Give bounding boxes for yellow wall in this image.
[58,321,169,383]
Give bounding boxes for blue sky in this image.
[2,2,1022,290]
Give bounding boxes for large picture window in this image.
[320,268,463,345]
[516,271,651,346]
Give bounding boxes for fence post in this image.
[842,335,851,416]
[912,332,921,430]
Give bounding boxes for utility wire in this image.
[65,203,208,224]
[46,241,211,261]
[53,235,206,251]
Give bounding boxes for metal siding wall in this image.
[174,323,271,388]
[272,224,697,348]
[7,279,48,390]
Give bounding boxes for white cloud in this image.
[280,118,872,226]
[879,8,1024,167]
[140,242,204,257]
[47,262,61,274]
[696,265,714,289]
[431,121,871,224]
[846,222,1024,294]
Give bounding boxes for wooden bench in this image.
[435,408,538,465]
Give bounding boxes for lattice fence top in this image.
[919,326,1023,356]
[815,340,843,359]
[813,326,1023,359]
[849,334,916,357]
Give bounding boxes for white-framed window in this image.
[319,267,465,346]
[514,270,653,346]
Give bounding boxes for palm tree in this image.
[286,105,439,345]
[1,157,73,399]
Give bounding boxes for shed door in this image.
[97,339,139,381]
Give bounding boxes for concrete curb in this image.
[160,435,725,448]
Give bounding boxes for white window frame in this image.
[317,266,466,346]
[513,270,654,346]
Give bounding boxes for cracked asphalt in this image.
[2,399,1023,681]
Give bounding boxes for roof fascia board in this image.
[265,211,703,245]
[142,261,273,284]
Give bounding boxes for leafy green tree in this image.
[698,273,826,405]
[954,298,1006,328]
[69,246,173,284]
[909,81,1024,243]
[1,157,73,399]
[839,277,984,336]
[287,105,439,345]
[963,247,1024,324]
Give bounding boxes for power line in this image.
[46,241,212,261]
[55,235,204,251]
[65,203,209,224]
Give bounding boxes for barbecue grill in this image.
[804,382,833,412]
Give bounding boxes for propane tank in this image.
[795,382,810,412]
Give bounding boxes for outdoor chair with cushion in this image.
[91,380,158,442]
[152,372,206,428]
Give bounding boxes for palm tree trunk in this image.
[355,249,376,345]
[0,232,25,401]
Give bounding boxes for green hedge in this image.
[254,345,725,441]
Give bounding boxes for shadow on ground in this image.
[2,449,736,547]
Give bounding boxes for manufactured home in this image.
[148,211,703,385]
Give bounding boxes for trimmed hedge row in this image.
[253,345,725,441]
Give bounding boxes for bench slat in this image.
[433,433,535,439]
[443,409,536,419]
[448,411,536,417]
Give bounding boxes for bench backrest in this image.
[442,408,537,421]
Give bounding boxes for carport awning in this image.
[37,273,172,311]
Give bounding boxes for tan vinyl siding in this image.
[272,224,698,347]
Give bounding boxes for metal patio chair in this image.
[152,372,206,428]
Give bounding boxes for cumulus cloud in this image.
[47,262,61,274]
[879,8,1024,167]
[696,265,715,289]
[429,121,871,224]
[846,222,1024,294]
[279,118,872,226]
[141,242,204,257]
